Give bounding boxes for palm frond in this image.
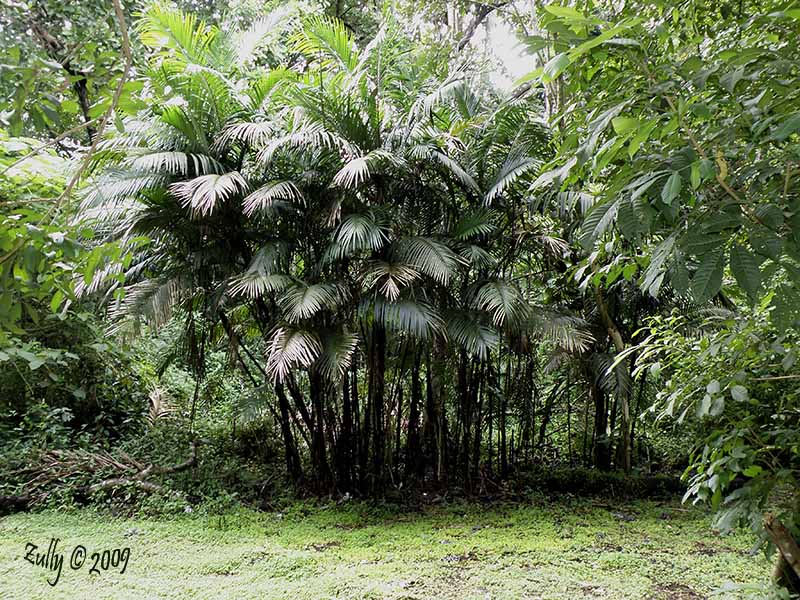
[318,331,359,379]
[170,171,248,216]
[138,3,221,67]
[127,151,224,176]
[457,244,496,269]
[230,272,293,298]
[214,121,274,151]
[484,154,541,204]
[370,298,444,339]
[242,180,303,215]
[361,261,419,301]
[392,237,462,285]
[446,311,498,360]
[326,212,390,260]
[111,274,193,328]
[473,280,530,327]
[291,15,359,71]
[528,312,595,354]
[331,149,407,189]
[279,283,346,323]
[233,5,294,66]
[265,326,321,381]
[451,209,495,240]
[430,150,479,192]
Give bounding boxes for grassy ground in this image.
[0,497,770,600]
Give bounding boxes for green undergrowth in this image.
[0,498,773,599]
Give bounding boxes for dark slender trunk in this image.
[368,325,387,494]
[276,382,303,483]
[407,351,423,482]
[457,352,470,486]
[590,364,611,471]
[500,354,509,477]
[486,356,495,476]
[309,370,332,491]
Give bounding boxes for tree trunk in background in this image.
[406,351,422,481]
[275,382,303,483]
[309,369,332,491]
[594,286,632,473]
[368,325,387,493]
[765,512,800,593]
[425,337,447,484]
[590,365,611,471]
[337,371,353,490]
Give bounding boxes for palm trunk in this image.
[368,325,387,494]
[309,369,332,491]
[406,350,423,482]
[275,382,303,483]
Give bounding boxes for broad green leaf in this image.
[743,465,762,477]
[730,385,748,401]
[544,5,586,20]
[661,172,682,205]
[690,162,701,189]
[729,244,761,302]
[684,230,723,256]
[697,394,712,418]
[50,290,64,314]
[691,250,723,303]
[770,112,800,141]
[628,119,657,158]
[754,204,784,230]
[612,117,639,135]
[542,53,570,82]
[567,19,642,60]
[580,199,617,249]
[616,197,639,240]
[641,235,675,297]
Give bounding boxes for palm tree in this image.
[81,4,593,494]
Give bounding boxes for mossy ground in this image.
[0,497,770,599]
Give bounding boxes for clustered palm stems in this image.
[80,4,592,492]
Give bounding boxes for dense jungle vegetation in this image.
[1,0,799,596]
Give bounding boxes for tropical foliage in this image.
[1,0,799,593]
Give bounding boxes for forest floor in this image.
[0,497,770,600]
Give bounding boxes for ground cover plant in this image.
[0,499,772,599]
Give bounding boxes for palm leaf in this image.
[446,310,499,360]
[318,331,359,379]
[265,326,321,381]
[370,298,444,339]
[279,283,345,322]
[473,280,530,327]
[392,237,462,285]
[242,180,303,215]
[361,261,419,301]
[170,171,248,216]
[326,212,390,260]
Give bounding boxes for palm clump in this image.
[81,4,589,494]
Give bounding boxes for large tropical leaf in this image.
[446,311,499,359]
[170,171,249,216]
[318,331,359,379]
[473,280,530,327]
[242,180,303,215]
[361,261,419,301]
[370,298,444,339]
[279,283,346,323]
[393,237,462,285]
[326,212,390,260]
[265,326,321,381]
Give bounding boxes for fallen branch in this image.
[0,441,199,515]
